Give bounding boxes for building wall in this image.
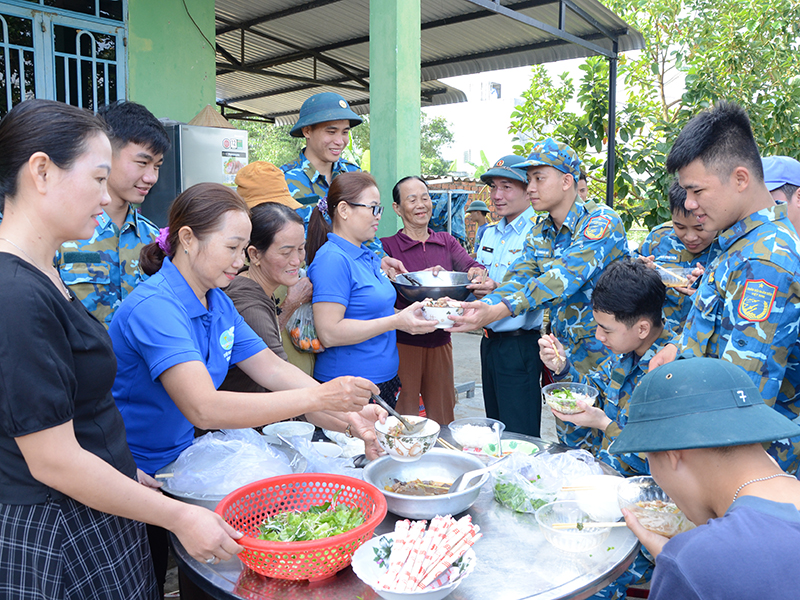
[127,0,215,122]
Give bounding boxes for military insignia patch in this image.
[738,279,777,322]
[496,159,505,166]
[339,100,347,108]
[583,215,611,240]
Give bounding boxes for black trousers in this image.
[480,333,543,437]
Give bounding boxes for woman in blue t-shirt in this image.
[109,182,385,588]
[305,172,435,407]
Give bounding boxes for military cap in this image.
[290,93,362,138]
[512,138,581,181]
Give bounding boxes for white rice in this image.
[451,424,497,448]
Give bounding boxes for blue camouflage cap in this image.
[480,154,528,184]
[290,92,363,137]
[512,138,581,181]
[609,358,800,454]
[762,155,800,191]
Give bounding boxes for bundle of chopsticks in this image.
[377,515,481,592]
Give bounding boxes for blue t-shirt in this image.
[109,257,266,474]
[307,233,398,384]
[650,495,800,600]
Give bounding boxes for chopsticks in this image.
[552,522,628,530]
[560,485,596,492]
[154,473,174,479]
[436,438,460,451]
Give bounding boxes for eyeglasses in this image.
[345,201,384,217]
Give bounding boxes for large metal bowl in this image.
[362,449,487,519]
[392,270,472,302]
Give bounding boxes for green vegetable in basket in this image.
[257,490,365,542]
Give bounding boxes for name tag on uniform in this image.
[62,251,103,264]
[481,246,494,254]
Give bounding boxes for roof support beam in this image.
[461,0,614,57]
[216,0,345,35]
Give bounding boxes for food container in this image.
[311,441,343,458]
[535,500,611,552]
[566,474,624,522]
[617,476,695,538]
[542,382,599,415]
[261,421,315,445]
[214,474,387,581]
[392,270,472,303]
[421,299,464,329]
[362,449,487,519]
[350,532,477,600]
[448,417,505,454]
[375,416,440,462]
[653,264,693,288]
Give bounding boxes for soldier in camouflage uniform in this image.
[57,101,169,328]
[540,260,668,475]
[637,179,715,336]
[280,92,384,256]
[451,138,629,446]
[651,101,800,474]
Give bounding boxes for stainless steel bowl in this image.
[392,270,472,302]
[362,449,488,519]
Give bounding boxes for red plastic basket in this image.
[215,473,387,581]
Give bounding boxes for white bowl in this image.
[566,474,624,522]
[542,382,599,415]
[311,441,343,458]
[351,532,477,600]
[261,421,315,444]
[421,302,464,329]
[374,416,440,462]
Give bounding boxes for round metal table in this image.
[171,435,640,600]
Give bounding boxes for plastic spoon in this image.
[371,394,427,435]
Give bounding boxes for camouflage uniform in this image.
[637,223,713,336]
[677,204,800,473]
[281,149,384,256]
[58,206,158,328]
[557,327,673,476]
[482,198,629,446]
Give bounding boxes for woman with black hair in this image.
[0,100,239,599]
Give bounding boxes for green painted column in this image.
[127,0,216,121]
[369,0,421,236]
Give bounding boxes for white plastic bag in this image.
[491,450,602,513]
[166,429,293,496]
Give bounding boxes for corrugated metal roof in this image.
[215,0,644,122]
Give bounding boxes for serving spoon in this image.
[447,454,511,493]
[371,393,428,435]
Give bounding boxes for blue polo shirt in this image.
[307,233,398,384]
[109,257,266,474]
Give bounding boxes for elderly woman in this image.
[109,182,382,590]
[305,172,436,408]
[381,176,486,425]
[0,99,242,599]
[220,201,384,455]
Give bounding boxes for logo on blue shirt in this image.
[220,326,235,351]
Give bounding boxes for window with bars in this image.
[0,1,125,117]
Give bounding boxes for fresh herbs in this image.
[256,490,365,542]
[493,482,550,513]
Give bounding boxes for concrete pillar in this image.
[369,0,421,236]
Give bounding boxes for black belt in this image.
[483,328,540,339]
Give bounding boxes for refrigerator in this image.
[141,121,248,227]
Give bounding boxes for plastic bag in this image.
[286,303,324,353]
[491,450,603,513]
[284,436,363,479]
[165,429,294,497]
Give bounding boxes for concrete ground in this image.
[452,331,558,443]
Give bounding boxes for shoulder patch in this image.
[738,279,777,322]
[583,215,611,240]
